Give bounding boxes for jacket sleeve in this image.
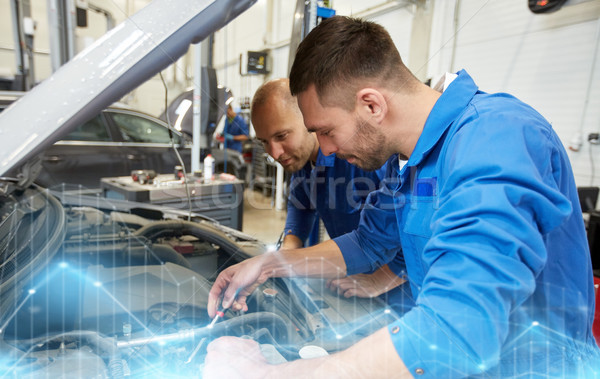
[334,171,404,275]
[231,115,249,136]
[284,173,317,244]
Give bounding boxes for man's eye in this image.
[320,130,331,137]
[275,133,288,141]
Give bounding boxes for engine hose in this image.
[133,220,247,259]
[123,244,191,269]
[117,312,292,349]
[209,312,292,345]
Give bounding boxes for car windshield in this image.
[62,115,111,141]
[112,112,174,144]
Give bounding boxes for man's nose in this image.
[317,137,337,156]
[267,142,284,160]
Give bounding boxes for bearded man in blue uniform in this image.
[204,16,600,378]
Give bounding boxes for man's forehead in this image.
[255,111,299,139]
[297,86,324,126]
[255,120,285,139]
[296,84,319,108]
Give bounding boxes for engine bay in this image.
[0,185,397,377]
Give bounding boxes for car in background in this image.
[0,93,248,190]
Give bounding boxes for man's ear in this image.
[355,88,387,124]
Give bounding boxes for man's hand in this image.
[224,133,235,141]
[203,337,273,379]
[207,240,348,317]
[207,255,270,317]
[327,264,406,298]
[203,329,413,378]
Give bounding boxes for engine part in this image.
[0,186,65,319]
[299,345,328,359]
[117,311,291,348]
[131,170,157,185]
[80,263,211,335]
[133,220,248,259]
[17,348,109,379]
[124,244,191,269]
[9,330,124,379]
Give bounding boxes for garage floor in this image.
[242,188,287,246]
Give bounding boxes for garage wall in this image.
[212,0,416,114]
[213,0,273,111]
[0,1,53,82]
[0,1,149,82]
[0,0,187,116]
[427,0,600,187]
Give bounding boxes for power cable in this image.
[159,72,192,221]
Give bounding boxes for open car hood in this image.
[0,0,256,179]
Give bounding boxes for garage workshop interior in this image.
[0,0,599,377]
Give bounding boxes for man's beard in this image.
[278,134,315,173]
[279,155,305,173]
[336,116,390,171]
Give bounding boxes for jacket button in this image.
[415,368,424,375]
[391,326,400,334]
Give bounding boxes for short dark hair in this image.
[289,16,417,109]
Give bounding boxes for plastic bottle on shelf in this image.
[203,154,215,181]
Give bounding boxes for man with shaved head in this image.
[251,78,410,304]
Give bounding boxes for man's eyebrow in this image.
[271,130,289,139]
[257,130,285,142]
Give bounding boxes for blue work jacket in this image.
[334,70,600,377]
[285,150,413,313]
[224,115,248,153]
[285,149,387,243]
